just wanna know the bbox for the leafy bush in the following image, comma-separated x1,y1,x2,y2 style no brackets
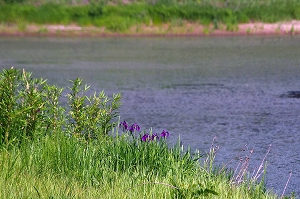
94,15,132,32
31,3,70,24
0,68,121,146
0,68,52,145
2,0,26,4
67,78,121,139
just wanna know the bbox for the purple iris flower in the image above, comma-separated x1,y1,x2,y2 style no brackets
129,123,140,133
150,133,159,141
160,130,170,138
141,133,150,142
120,121,129,131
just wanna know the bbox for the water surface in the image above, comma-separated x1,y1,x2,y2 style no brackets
1,36,300,196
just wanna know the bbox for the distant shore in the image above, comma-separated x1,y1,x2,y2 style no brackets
1,20,300,37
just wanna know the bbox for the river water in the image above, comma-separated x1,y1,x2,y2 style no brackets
1,36,300,196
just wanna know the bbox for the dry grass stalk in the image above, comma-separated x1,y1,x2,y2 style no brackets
250,144,271,183
230,146,254,185
280,171,292,199
204,136,219,167
228,144,271,187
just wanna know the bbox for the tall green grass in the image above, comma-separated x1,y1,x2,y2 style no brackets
0,126,280,198
0,68,288,198
0,0,299,32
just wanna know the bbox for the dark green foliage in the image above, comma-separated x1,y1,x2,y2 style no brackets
240,2,297,22
0,4,27,22
148,5,179,23
88,5,103,18
102,4,148,18
2,0,25,4
173,183,218,199
29,3,70,24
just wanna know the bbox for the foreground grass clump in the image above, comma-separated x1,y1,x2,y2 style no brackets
0,126,280,198
0,68,281,198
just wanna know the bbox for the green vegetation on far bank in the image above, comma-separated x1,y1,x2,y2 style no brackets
0,0,300,33
0,68,295,198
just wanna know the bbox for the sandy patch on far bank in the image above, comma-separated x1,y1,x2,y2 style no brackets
1,20,300,37
238,20,300,35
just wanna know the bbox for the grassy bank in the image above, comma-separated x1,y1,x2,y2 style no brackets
0,0,300,33
0,130,279,198
0,68,293,198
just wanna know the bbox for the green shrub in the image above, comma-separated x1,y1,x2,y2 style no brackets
66,78,121,139
0,4,21,22
0,68,51,145
95,15,132,32
66,5,90,21
103,4,148,17
0,68,121,147
148,5,180,22
105,16,132,32
2,0,25,4
295,7,300,19
32,3,70,24
241,1,298,23
88,4,103,17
